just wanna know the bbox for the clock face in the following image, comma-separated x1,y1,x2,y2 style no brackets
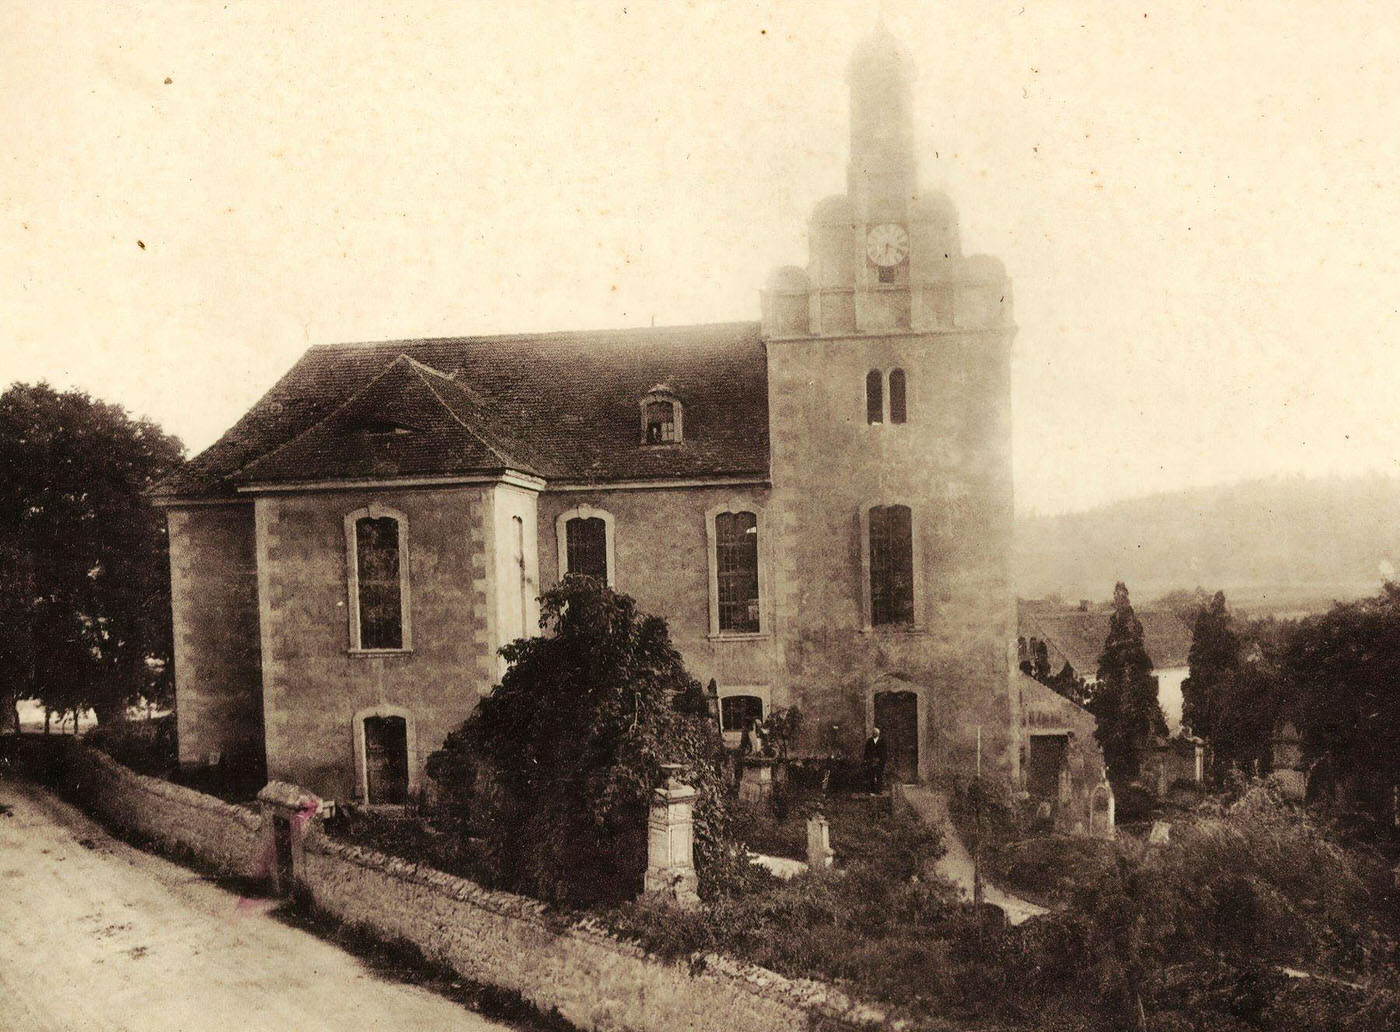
866,222,910,268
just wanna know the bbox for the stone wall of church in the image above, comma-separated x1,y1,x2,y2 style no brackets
766,327,1017,783
537,486,783,714
166,503,265,771
253,485,496,802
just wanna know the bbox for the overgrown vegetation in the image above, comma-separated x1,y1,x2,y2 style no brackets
83,713,176,775
424,577,740,906
1177,583,1400,829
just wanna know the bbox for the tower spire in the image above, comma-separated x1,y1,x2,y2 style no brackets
846,21,917,218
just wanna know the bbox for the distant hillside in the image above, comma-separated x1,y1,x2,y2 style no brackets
1014,476,1400,615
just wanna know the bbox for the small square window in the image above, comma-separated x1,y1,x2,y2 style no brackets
878,265,896,284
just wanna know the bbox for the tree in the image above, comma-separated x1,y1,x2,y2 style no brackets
0,383,184,729
1152,586,1211,627
425,577,739,906
1284,583,1400,819
1180,590,1240,744
1087,582,1167,789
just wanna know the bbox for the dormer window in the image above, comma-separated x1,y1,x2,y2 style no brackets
640,385,683,444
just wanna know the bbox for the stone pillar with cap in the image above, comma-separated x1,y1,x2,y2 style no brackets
643,764,700,908
257,780,326,895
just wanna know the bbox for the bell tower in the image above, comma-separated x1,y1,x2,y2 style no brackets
760,22,1019,788
762,23,1005,339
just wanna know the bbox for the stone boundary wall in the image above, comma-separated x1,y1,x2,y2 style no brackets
298,832,894,1032
2,737,895,1032
5,736,266,880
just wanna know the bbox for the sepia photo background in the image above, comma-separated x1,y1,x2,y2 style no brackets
3,0,1397,517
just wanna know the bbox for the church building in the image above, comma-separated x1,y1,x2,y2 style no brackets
153,25,1019,805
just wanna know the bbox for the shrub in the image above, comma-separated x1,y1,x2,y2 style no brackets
83,714,176,775
426,578,740,907
988,834,1119,905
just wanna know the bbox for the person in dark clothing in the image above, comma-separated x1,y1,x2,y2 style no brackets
863,727,887,794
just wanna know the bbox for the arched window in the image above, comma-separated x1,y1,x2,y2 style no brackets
706,503,766,638
715,511,760,633
888,368,907,424
865,369,883,424
640,385,683,443
345,508,411,651
565,517,608,580
720,694,764,733
555,506,615,586
868,504,914,626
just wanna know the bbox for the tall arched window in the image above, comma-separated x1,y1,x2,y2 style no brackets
869,504,914,626
716,512,760,632
888,368,907,424
346,509,410,651
865,369,883,424
705,501,772,635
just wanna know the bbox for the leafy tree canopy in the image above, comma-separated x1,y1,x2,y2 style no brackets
1088,582,1167,789
0,383,184,730
1284,582,1400,817
426,576,740,906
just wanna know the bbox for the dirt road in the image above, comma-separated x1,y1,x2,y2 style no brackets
0,776,518,1032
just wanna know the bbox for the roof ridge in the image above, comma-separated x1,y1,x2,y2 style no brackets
230,354,425,481
405,360,521,471
306,320,762,352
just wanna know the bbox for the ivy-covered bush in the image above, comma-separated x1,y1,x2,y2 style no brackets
426,577,741,906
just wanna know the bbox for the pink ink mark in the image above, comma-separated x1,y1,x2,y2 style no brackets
235,794,322,912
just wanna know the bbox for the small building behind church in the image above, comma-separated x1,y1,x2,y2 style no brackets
153,26,1022,806
1017,598,1193,729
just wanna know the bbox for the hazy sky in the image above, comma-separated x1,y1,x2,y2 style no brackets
4,1,1398,515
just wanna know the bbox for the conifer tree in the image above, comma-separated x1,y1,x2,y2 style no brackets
1088,582,1167,789
1181,590,1241,744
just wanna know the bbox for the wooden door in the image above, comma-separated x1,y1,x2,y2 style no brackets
1027,734,1068,801
364,715,408,805
873,690,919,784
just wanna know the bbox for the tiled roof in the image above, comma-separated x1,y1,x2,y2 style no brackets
153,322,769,499
1018,603,1194,677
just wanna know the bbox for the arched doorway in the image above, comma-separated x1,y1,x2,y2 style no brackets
362,714,408,805
873,690,919,784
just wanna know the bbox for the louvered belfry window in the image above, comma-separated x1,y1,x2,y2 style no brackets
356,515,403,649
564,516,608,581
716,511,760,633
869,504,914,626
